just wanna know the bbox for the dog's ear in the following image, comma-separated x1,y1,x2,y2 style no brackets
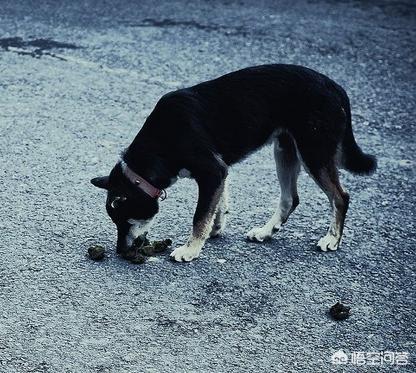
90,176,110,190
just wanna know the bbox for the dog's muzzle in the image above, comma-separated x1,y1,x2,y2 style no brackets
116,221,132,254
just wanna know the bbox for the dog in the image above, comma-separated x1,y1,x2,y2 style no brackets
91,64,376,262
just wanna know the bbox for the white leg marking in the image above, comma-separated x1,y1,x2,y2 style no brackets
171,178,225,262
247,138,299,242
210,178,229,237
246,196,295,241
317,201,342,251
246,217,280,242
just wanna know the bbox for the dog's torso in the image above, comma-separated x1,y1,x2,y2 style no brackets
127,64,348,171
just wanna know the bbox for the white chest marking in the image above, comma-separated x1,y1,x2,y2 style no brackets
126,218,152,246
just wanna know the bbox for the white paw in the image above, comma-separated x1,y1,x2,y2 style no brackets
317,233,340,251
246,226,273,242
170,244,201,262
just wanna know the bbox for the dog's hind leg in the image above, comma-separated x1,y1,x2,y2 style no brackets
289,100,349,250
247,133,300,242
210,177,229,238
305,162,350,251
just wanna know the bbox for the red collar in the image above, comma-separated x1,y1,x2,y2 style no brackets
120,161,166,200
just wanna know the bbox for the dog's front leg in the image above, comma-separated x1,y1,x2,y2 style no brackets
170,168,227,262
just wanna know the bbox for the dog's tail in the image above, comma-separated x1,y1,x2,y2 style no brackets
341,95,377,176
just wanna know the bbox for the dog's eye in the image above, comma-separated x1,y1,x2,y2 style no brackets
110,196,127,209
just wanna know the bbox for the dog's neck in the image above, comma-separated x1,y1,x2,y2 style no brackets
122,145,177,190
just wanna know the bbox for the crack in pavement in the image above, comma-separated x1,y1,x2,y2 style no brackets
0,37,81,59
0,37,80,50
120,17,255,37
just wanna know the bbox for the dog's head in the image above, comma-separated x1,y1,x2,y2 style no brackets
91,163,159,253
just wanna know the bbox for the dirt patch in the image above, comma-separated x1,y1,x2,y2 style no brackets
0,37,80,59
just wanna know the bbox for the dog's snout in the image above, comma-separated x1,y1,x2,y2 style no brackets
115,222,131,253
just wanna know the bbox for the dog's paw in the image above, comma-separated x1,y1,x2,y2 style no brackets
317,233,340,251
246,226,272,242
209,223,224,238
170,244,201,262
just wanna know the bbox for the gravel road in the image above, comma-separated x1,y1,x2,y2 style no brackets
0,1,415,372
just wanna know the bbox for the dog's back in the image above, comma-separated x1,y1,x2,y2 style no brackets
151,64,374,175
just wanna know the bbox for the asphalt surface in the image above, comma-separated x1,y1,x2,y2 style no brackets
1,1,415,372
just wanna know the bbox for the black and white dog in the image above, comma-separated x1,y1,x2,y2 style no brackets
91,64,376,262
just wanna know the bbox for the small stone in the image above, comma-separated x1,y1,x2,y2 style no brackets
329,301,351,320
398,159,413,167
147,257,160,263
88,245,105,261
